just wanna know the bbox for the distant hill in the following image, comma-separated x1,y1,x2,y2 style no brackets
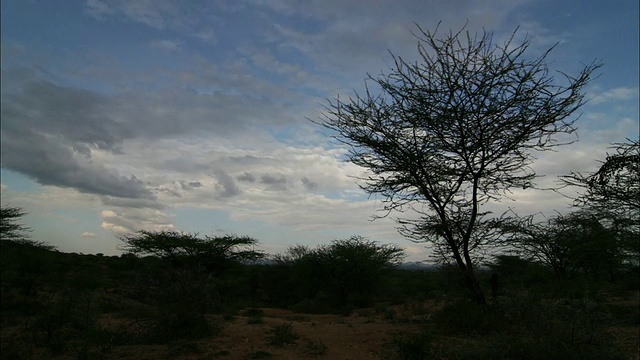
398,261,438,271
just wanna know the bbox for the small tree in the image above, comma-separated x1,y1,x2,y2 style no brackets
324,236,405,305
500,210,622,280
562,139,639,216
1,206,31,241
118,230,264,339
562,140,639,265
318,24,600,304
118,230,263,274
0,206,55,250
0,206,56,304
276,236,404,307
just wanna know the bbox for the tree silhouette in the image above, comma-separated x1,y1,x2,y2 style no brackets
561,139,640,267
318,23,600,304
118,230,263,274
1,206,31,242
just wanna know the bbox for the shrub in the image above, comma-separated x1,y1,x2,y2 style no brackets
245,308,265,324
303,339,328,356
268,323,299,346
433,299,506,335
386,330,432,360
431,292,625,360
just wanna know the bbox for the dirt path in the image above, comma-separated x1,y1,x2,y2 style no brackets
211,307,422,359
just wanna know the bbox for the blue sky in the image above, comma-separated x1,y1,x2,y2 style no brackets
1,0,638,260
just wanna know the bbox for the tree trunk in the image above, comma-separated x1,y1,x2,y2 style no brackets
463,269,487,305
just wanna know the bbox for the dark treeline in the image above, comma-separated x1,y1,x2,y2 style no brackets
1,223,638,359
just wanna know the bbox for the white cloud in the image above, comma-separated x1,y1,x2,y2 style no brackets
591,87,639,105
149,39,181,51
100,208,175,235
82,231,97,237
2,0,636,262
85,0,114,18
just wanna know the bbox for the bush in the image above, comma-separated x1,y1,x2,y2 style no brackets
431,292,625,360
303,339,328,356
385,329,432,360
245,308,265,324
128,267,222,343
434,299,506,335
268,323,299,346
275,237,405,310
435,332,625,360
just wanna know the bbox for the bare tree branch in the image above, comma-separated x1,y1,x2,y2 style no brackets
315,23,601,304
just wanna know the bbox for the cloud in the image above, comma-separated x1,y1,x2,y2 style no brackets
301,177,319,191
149,39,181,51
82,232,97,237
262,0,530,77
260,173,288,190
101,196,166,210
1,80,127,151
85,0,114,18
237,172,256,182
101,208,174,235
0,79,164,205
591,87,639,104
84,0,223,36
86,0,185,29
212,170,241,198
3,0,634,261
0,132,154,200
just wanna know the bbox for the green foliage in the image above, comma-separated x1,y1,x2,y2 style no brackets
563,139,639,215
501,210,628,280
434,299,504,335
1,206,31,242
119,230,264,273
273,236,404,309
18,288,103,357
318,23,600,305
268,323,299,346
245,308,265,324
126,265,221,342
386,329,432,360
561,140,640,270
486,255,552,289
303,338,328,356
1,235,635,359
0,240,62,310
429,292,625,360
435,331,625,360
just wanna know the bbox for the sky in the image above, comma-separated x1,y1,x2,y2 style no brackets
1,0,638,261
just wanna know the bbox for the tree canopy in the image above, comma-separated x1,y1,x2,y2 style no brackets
276,236,405,307
1,206,31,242
318,24,600,304
562,139,639,222
118,230,263,273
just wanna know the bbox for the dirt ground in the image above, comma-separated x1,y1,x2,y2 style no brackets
104,305,429,360
99,295,639,360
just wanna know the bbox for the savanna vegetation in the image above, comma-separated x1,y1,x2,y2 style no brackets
1,199,638,359
1,24,638,359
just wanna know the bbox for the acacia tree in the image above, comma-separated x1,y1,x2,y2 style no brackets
563,139,639,213
0,206,55,250
118,230,263,273
1,206,31,242
275,236,404,307
118,230,264,339
561,139,639,265
318,24,600,304
500,210,621,280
